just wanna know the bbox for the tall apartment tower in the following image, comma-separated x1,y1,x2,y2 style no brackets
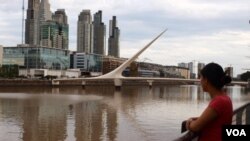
40,21,56,48
38,0,52,45
197,63,205,78
93,10,106,55
108,16,120,57
25,0,40,45
77,10,93,53
53,9,69,50
53,9,68,25
38,0,52,23
40,9,69,49
188,62,195,78
225,66,234,78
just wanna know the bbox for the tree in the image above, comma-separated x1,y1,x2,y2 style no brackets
0,65,19,78
240,71,250,81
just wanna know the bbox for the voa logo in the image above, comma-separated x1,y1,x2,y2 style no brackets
226,129,246,136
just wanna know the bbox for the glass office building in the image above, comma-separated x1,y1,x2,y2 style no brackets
3,46,70,70
70,52,102,72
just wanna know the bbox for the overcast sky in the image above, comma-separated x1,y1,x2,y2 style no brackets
0,0,250,76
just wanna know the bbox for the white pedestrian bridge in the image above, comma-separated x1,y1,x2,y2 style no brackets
53,29,248,88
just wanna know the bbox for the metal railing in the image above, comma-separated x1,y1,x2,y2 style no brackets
232,102,250,125
174,102,250,141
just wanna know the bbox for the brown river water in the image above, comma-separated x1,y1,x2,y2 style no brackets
0,85,249,141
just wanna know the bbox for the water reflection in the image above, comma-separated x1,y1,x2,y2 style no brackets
22,99,68,141
151,85,209,101
0,85,249,141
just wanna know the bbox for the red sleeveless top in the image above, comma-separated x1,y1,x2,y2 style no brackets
198,94,233,141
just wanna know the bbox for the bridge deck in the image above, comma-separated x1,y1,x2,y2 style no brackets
54,77,248,86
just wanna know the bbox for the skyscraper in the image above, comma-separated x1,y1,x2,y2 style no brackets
38,0,52,23
93,11,106,55
40,9,69,49
25,0,40,45
25,0,53,46
77,10,93,53
198,63,205,78
53,9,69,50
40,21,57,48
38,0,52,45
225,66,234,78
53,9,68,25
108,16,120,57
188,62,196,78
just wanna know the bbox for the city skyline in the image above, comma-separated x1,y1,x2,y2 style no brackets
0,0,250,76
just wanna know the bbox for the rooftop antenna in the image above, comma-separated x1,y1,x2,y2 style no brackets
21,0,25,44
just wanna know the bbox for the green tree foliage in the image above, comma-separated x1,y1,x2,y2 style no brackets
0,65,19,78
240,71,250,81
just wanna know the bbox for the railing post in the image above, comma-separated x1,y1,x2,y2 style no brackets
52,80,60,86
82,80,86,89
114,79,122,90
147,80,154,88
246,104,250,124
236,110,243,125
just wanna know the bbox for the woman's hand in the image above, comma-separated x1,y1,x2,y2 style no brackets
186,117,198,130
187,107,218,132
186,118,193,130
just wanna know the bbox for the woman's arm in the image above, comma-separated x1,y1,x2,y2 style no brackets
187,107,217,132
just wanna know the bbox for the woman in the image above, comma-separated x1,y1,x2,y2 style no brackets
186,63,233,141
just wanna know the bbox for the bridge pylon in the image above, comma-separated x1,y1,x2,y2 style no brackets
94,29,167,88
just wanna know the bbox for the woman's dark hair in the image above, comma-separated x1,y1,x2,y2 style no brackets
200,63,232,90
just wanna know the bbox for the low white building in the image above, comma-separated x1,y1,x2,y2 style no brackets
19,69,80,78
63,69,81,78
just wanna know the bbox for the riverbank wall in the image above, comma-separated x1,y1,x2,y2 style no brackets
0,79,194,86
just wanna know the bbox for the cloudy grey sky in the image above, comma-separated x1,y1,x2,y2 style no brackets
0,0,250,76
